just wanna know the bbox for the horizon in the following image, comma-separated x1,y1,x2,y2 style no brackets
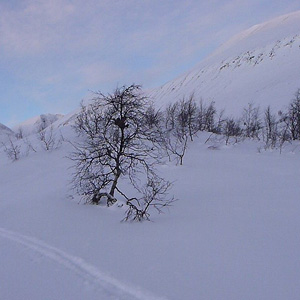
1,0,300,128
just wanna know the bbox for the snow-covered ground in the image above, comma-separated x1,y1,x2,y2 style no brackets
1,131,300,300
2,9,300,300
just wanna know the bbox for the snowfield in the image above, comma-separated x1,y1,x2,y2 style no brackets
1,9,300,300
1,132,300,300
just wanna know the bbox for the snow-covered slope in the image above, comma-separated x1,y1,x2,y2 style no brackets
14,113,64,137
1,131,300,300
150,10,300,115
0,122,15,143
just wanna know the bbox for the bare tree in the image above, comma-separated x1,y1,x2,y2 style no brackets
222,117,242,145
287,89,300,140
277,110,292,153
197,99,206,131
214,109,226,134
2,136,21,162
203,101,217,132
24,137,37,154
70,84,173,221
182,95,198,141
162,98,219,164
197,100,217,132
162,100,190,165
165,102,178,131
263,106,278,149
144,104,163,129
15,126,24,140
122,175,173,222
162,128,189,166
36,125,61,151
241,103,262,139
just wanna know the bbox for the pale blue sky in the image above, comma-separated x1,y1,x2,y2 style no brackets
1,0,300,127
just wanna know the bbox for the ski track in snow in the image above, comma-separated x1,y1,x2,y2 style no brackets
0,227,166,300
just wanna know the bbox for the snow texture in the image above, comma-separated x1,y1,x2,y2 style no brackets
149,10,300,115
0,122,15,143
13,114,64,137
0,228,164,300
1,129,300,299
1,11,300,300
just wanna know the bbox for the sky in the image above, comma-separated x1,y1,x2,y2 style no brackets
1,0,300,127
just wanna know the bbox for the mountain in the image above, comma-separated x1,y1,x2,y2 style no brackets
23,12,300,131
149,10,300,115
0,122,15,143
13,113,64,137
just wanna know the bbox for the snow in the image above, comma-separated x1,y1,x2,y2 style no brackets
1,10,300,300
1,129,300,299
149,10,300,116
0,122,15,143
211,10,300,60
0,228,163,300
13,114,64,137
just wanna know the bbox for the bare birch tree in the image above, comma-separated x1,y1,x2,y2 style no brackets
70,84,173,221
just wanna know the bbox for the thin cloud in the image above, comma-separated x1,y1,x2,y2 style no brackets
0,0,76,55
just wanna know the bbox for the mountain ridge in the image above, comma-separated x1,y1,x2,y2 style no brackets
0,122,15,143
11,10,300,129
149,10,300,115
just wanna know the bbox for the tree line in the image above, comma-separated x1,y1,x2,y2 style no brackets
70,85,300,221
2,84,300,221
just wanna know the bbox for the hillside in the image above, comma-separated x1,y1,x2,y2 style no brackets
13,114,64,137
149,10,300,115
0,122,15,143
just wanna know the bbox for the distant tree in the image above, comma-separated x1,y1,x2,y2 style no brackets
70,84,173,221
15,126,24,140
182,95,198,141
241,103,262,139
162,100,190,165
222,117,242,144
165,102,177,131
203,101,217,132
162,127,189,166
277,110,292,153
263,106,278,149
36,125,61,151
197,99,206,131
197,100,217,133
214,109,226,134
143,104,163,129
1,136,21,162
287,89,300,140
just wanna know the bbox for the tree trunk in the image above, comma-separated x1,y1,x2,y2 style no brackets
109,169,121,197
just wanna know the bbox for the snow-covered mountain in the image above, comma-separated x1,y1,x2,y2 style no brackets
13,113,64,137
0,122,15,143
150,10,300,115
19,11,300,132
